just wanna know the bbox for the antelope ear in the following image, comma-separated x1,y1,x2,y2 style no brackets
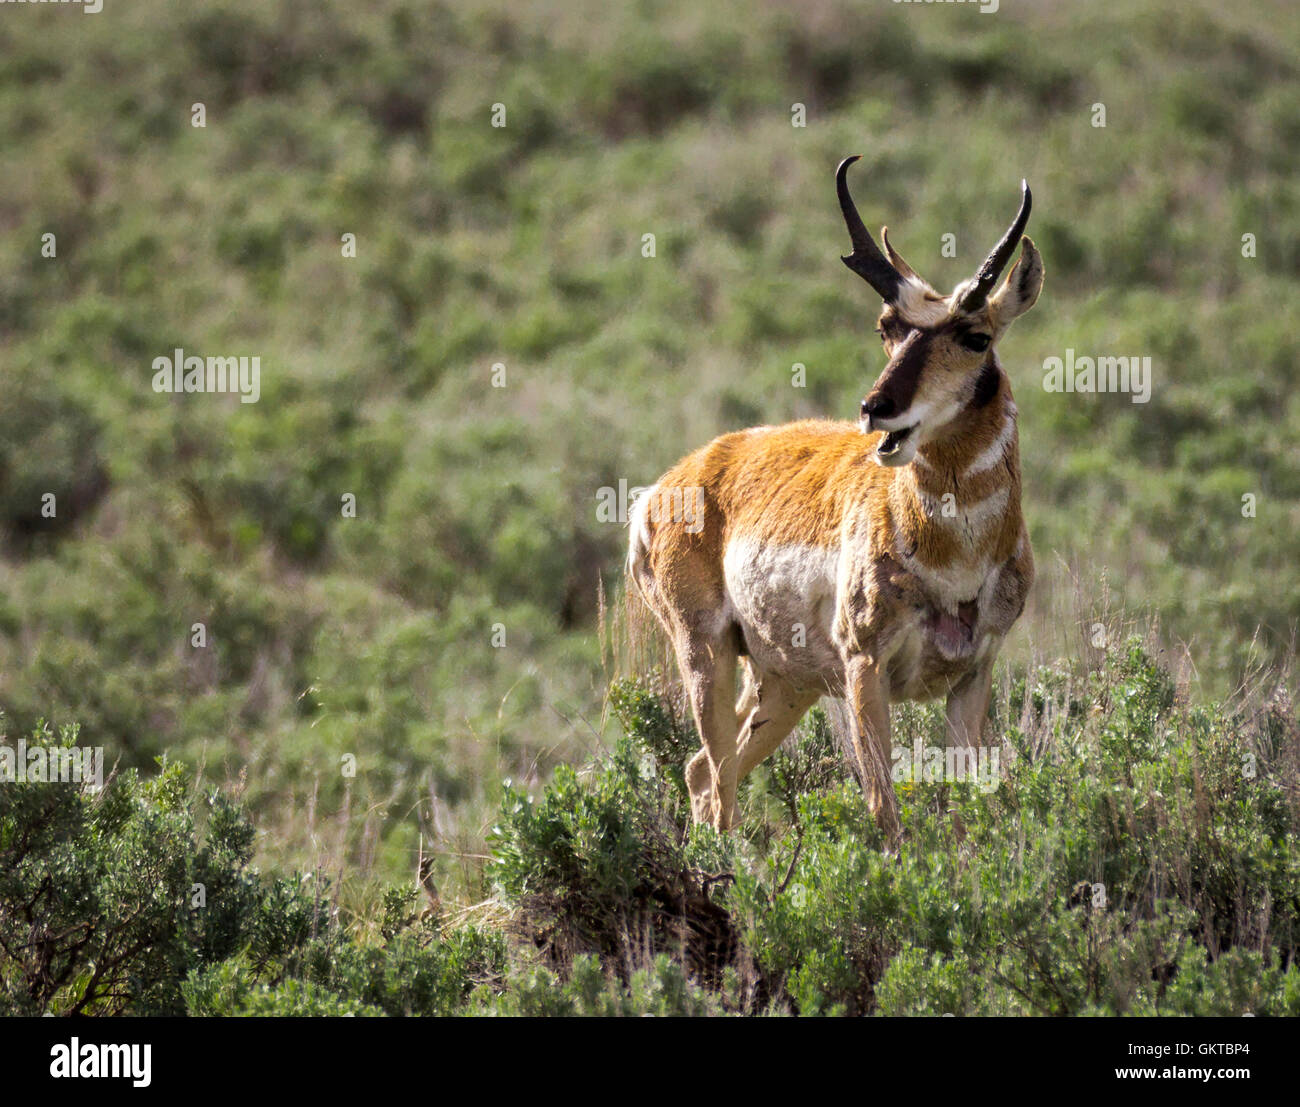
987,236,1043,327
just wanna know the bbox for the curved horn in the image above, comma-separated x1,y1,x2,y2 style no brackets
836,155,903,302
958,179,1032,313
880,226,919,281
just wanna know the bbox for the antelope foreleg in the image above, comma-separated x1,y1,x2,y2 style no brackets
846,656,901,841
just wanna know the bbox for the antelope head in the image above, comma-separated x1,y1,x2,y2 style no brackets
837,155,1044,467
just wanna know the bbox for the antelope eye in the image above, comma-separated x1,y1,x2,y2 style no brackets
961,332,991,352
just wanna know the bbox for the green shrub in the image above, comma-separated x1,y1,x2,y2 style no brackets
725,642,1300,1015
0,725,504,1016
182,958,384,1017
489,709,741,988
4,640,1297,1016
481,953,726,1017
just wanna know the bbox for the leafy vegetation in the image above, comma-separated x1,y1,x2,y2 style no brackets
0,726,505,1015
3,643,1297,1015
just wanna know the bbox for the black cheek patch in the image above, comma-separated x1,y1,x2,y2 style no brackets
880,332,930,411
970,361,1000,408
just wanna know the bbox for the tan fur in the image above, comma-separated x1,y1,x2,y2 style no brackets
629,216,1044,840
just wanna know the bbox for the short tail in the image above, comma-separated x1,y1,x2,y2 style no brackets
620,483,677,684
625,482,657,602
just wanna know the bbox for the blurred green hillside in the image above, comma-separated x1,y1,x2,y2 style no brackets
0,0,1297,892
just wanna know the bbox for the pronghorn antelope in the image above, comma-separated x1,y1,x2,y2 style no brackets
627,156,1043,838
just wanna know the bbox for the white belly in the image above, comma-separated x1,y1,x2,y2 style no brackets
722,539,841,685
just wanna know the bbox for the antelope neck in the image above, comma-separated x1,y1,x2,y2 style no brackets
890,375,1023,568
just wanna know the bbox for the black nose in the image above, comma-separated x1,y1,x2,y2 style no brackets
861,396,896,421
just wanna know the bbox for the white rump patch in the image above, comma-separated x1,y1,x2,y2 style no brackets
626,483,657,582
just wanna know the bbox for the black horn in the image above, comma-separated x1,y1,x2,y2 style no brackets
836,155,903,302
958,180,1032,313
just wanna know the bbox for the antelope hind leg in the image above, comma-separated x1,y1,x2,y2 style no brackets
675,631,743,830
685,658,759,825
686,668,817,828
736,672,819,778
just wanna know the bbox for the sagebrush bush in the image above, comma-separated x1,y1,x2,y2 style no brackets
725,643,1300,1015
3,642,1297,1015
478,644,1299,1015
478,954,727,1017
0,724,503,1016
490,683,743,993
